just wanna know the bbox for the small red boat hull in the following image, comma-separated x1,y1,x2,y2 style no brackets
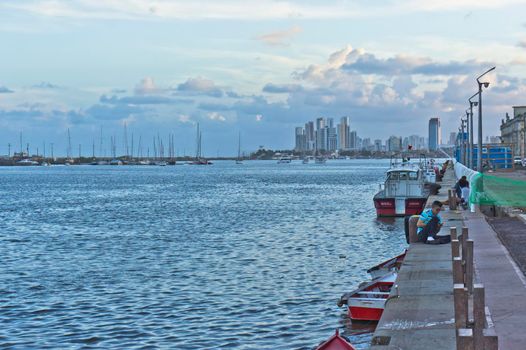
348,306,384,321
316,329,356,350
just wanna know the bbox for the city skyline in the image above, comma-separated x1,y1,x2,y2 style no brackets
2,1,526,155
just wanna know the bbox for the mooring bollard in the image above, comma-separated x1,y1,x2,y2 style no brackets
483,328,498,350
461,227,469,262
453,257,463,284
457,328,474,350
473,284,485,350
466,240,474,294
454,284,468,329
451,239,460,259
408,215,419,243
450,226,458,240
449,189,458,210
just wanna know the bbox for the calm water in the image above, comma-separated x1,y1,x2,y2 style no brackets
0,160,407,349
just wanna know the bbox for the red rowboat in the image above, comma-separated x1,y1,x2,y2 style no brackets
316,329,356,350
339,273,396,321
366,251,406,279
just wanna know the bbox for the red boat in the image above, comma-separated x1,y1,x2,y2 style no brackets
366,251,406,279
339,273,396,321
374,164,428,217
316,329,356,350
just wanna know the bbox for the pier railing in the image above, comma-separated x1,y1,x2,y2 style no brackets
450,227,498,350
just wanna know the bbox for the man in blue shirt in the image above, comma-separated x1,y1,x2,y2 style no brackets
417,201,444,243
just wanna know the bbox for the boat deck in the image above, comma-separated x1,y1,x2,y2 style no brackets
371,169,460,349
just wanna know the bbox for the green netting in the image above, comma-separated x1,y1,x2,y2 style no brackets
470,173,526,207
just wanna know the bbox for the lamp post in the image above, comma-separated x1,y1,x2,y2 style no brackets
465,109,470,166
461,118,467,164
476,66,496,172
468,92,479,169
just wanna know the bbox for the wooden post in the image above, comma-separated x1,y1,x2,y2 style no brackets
457,328,474,350
473,284,485,350
454,284,468,329
408,215,419,243
449,189,457,210
461,227,469,261
466,240,474,294
483,328,498,350
450,226,458,240
451,239,460,259
453,257,463,284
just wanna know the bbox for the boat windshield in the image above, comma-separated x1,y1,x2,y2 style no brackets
387,170,419,181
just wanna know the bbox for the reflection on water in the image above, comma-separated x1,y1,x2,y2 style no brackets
0,160,407,349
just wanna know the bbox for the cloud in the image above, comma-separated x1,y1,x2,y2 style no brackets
256,26,302,46
32,81,59,89
85,103,145,120
135,77,159,95
100,94,193,105
342,51,487,76
176,77,223,97
262,83,303,93
0,86,14,93
518,40,526,49
198,102,231,111
207,112,226,122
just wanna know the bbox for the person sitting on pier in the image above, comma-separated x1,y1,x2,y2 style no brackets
417,201,446,244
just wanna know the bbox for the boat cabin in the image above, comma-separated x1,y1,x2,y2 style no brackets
384,167,424,198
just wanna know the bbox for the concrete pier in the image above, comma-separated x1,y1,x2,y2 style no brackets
371,165,526,349
371,169,460,349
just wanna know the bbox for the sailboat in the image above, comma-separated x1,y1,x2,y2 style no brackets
236,132,243,164
192,123,212,165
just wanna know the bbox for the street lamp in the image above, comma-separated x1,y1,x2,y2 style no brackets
465,108,470,166
461,117,467,165
476,66,496,172
468,92,479,169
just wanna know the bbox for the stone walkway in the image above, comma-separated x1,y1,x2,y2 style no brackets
463,210,526,350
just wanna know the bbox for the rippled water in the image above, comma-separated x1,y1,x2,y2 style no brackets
0,160,407,349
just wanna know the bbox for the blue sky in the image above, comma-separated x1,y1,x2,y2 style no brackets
1,0,526,156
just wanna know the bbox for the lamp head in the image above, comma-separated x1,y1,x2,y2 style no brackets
473,102,478,107
483,82,490,88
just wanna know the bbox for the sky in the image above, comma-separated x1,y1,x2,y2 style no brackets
1,0,526,157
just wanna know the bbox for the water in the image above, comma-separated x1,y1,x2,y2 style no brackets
0,160,407,349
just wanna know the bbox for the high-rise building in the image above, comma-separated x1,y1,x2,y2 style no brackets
362,138,371,150
428,117,441,151
388,136,402,152
374,139,382,152
304,121,315,151
349,131,358,150
315,117,326,151
337,116,350,150
326,118,337,151
295,127,307,151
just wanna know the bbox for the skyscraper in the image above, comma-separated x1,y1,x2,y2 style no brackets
338,116,350,150
315,117,326,151
295,127,306,151
326,118,337,151
304,121,315,151
349,131,358,150
428,117,441,151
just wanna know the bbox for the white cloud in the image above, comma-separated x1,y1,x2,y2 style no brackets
207,112,226,122
135,77,158,95
256,26,302,46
